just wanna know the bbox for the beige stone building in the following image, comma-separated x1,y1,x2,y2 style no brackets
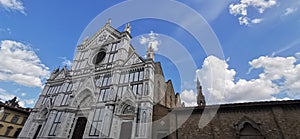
0,98,31,139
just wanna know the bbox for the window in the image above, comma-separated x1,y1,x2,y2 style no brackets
89,106,113,137
49,111,63,136
102,75,111,87
11,115,20,124
5,126,13,136
93,50,106,65
21,117,27,125
107,53,115,63
89,108,102,136
47,85,62,95
98,89,111,102
66,83,73,92
60,94,69,106
111,43,118,52
95,74,111,88
117,86,127,98
1,112,9,121
131,84,143,95
119,70,144,84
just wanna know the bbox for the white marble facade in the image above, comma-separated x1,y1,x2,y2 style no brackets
18,21,155,139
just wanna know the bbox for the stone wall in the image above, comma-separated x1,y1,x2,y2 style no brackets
153,100,300,139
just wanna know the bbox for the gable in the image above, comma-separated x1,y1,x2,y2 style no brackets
123,52,145,66
85,25,121,49
52,68,68,80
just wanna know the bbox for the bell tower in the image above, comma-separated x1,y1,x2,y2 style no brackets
197,78,206,106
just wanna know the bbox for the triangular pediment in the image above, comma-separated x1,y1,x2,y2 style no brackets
121,85,136,102
79,77,96,92
123,52,145,66
52,67,69,80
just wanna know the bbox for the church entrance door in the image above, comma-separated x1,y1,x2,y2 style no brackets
72,117,87,139
120,122,133,139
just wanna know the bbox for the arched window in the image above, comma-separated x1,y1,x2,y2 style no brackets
5,126,13,136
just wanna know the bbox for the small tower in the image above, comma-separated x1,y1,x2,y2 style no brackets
197,78,206,106
146,43,154,60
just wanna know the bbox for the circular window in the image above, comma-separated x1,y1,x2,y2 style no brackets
93,49,106,65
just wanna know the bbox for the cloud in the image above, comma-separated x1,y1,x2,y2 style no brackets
251,18,263,24
21,92,26,96
0,88,34,107
180,89,197,107
250,56,300,98
229,0,277,25
284,7,297,16
19,99,34,107
195,55,300,105
0,88,15,102
0,28,11,35
139,31,161,51
58,57,72,68
0,40,50,87
295,52,300,59
0,0,26,14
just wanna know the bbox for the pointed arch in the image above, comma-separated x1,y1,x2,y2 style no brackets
234,116,267,139
71,88,96,108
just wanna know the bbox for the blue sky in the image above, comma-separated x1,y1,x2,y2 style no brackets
0,0,300,107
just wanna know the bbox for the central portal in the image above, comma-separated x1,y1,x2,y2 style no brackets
120,122,133,139
72,117,87,139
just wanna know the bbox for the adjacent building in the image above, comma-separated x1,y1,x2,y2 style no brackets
0,98,31,138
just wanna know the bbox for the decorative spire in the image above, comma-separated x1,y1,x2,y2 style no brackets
106,18,112,25
146,43,154,60
124,23,131,34
197,78,206,106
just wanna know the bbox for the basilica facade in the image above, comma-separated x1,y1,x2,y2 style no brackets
18,20,182,139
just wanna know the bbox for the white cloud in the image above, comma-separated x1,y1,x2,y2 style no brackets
251,18,263,24
0,40,50,87
229,0,277,25
180,89,197,107
21,92,26,96
0,88,34,107
284,7,297,16
249,56,296,80
139,31,161,51
250,56,300,98
0,88,15,102
0,0,25,14
195,55,299,104
59,57,72,68
19,99,34,107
